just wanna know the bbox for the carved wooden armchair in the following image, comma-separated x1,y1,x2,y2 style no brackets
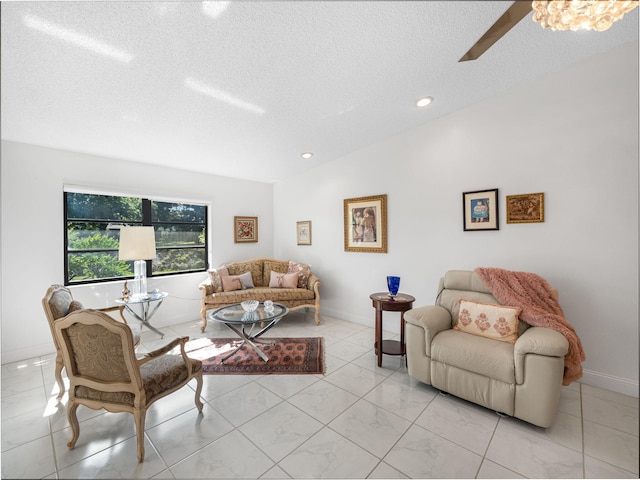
42,284,137,401
54,309,204,462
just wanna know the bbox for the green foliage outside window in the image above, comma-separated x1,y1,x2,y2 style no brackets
65,192,207,285
67,193,142,221
67,230,131,282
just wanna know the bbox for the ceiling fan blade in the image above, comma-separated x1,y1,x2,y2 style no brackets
459,1,533,62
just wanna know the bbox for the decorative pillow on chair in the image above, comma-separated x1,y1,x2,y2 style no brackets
269,271,299,288
221,275,243,292
454,299,521,344
68,300,84,313
207,267,229,293
288,261,312,288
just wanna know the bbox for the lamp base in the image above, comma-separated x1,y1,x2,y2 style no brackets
131,259,148,298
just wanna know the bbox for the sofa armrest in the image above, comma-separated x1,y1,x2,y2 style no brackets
514,327,569,384
97,305,127,324
139,336,186,364
198,277,214,296
405,305,452,357
307,273,320,292
515,327,569,357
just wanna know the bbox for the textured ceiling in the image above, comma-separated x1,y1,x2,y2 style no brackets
2,1,638,183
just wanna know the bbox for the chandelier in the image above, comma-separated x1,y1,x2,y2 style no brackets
532,0,639,31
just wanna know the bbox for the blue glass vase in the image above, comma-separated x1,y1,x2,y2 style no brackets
387,276,400,298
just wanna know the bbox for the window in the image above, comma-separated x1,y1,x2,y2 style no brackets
151,200,208,276
64,191,208,285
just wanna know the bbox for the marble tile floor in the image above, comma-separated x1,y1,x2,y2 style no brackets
1,311,638,479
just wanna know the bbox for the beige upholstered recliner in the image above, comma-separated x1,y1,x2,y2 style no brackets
42,284,138,401
405,270,569,428
54,309,204,462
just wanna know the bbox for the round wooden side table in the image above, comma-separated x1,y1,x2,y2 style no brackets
370,292,415,367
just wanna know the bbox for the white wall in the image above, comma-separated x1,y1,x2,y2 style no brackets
1,141,274,363
2,42,637,397
273,42,639,397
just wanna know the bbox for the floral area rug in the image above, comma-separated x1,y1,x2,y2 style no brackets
184,337,325,375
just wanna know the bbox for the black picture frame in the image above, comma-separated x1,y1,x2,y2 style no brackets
463,189,499,231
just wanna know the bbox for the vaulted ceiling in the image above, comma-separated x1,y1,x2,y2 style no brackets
2,1,638,182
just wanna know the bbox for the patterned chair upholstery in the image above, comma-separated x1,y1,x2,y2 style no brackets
42,284,138,401
54,309,204,462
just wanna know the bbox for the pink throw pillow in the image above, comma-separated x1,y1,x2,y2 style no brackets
269,271,298,288
221,275,243,292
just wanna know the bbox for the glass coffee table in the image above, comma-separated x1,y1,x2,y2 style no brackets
207,302,289,362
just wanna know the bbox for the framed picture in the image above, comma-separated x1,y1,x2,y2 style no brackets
234,216,258,243
463,188,499,231
296,221,312,245
506,192,545,224
344,194,388,253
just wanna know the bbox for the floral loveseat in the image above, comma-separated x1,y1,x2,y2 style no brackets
198,258,320,332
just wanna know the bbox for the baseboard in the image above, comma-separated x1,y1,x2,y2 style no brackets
580,369,638,398
320,307,372,329
2,342,56,365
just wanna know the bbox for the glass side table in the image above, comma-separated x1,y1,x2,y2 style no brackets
115,291,168,338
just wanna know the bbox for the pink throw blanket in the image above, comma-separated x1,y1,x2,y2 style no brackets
475,267,585,385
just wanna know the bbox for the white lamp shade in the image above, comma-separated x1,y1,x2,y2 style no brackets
118,226,157,261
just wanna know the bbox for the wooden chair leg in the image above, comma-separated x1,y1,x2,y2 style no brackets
55,352,65,401
200,308,208,333
194,373,204,411
133,408,147,463
66,401,80,449
118,306,127,324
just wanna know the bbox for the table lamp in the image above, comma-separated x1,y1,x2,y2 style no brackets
118,226,156,297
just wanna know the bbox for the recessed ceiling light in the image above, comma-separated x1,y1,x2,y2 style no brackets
301,152,313,159
416,96,433,108
202,1,230,19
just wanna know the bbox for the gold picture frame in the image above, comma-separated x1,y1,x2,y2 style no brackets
344,194,387,253
506,192,545,224
296,221,312,245
234,216,258,243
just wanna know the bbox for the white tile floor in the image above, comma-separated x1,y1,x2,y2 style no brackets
1,311,638,479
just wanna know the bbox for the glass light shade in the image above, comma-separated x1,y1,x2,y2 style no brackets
387,276,401,298
532,0,638,32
